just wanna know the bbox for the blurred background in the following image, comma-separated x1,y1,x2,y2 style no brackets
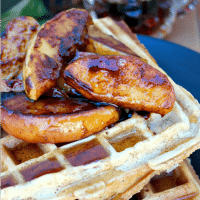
2,0,200,52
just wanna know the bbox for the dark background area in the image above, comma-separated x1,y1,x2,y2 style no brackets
2,0,21,14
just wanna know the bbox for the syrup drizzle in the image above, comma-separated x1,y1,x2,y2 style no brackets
110,134,146,152
1,175,16,189
6,144,44,165
64,139,109,166
20,157,64,182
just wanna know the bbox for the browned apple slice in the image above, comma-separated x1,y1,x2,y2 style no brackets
23,8,93,101
1,92,119,143
63,55,175,115
1,79,24,92
1,16,40,80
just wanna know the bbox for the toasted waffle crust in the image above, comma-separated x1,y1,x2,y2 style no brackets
1,17,200,200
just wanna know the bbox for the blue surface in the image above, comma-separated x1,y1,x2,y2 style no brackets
138,35,200,177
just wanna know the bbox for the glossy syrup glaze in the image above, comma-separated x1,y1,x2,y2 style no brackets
1,175,17,189
110,135,146,152
63,139,109,166
20,157,64,182
4,143,45,165
1,92,100,115
64,55,175,115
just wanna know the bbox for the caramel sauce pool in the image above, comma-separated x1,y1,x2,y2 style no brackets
1,175,17,189
20,157,64,182
63,139,109,166
111,135,146,152
5,144,44,165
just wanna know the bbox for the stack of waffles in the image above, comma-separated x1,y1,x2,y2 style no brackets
1,16,200,200
121,159,200,200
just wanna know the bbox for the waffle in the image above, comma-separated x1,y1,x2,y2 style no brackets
1,17,200,199
135,159,200,200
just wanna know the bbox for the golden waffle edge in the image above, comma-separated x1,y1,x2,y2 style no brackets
1,17,200,200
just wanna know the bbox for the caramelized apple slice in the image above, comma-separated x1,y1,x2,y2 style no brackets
1,16,40,80
23,9,93,101
1,92,119,143
1,79,24,92
63,55,175,115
